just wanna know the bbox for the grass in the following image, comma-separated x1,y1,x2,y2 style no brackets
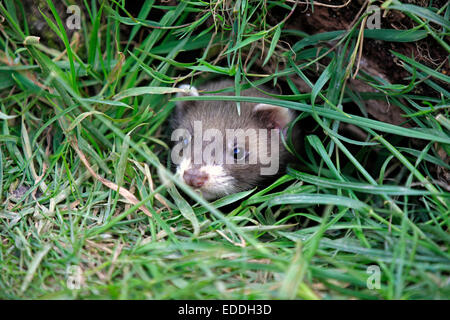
0,0,449,299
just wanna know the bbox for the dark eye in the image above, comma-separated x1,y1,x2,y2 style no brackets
233,147,246,160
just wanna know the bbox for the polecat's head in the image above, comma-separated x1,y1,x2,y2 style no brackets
170,83,294,200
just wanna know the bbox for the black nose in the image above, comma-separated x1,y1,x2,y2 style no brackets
183,169,209,188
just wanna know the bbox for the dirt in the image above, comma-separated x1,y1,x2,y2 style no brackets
275,1,449,185
17,0,81,48
282,1,449,123
14,1,449,184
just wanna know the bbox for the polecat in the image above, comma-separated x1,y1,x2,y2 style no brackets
170,80,296,200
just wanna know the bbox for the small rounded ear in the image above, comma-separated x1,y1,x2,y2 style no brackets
177,84,199,97
253,103,293,130
175,84,199,114
176,84,199,108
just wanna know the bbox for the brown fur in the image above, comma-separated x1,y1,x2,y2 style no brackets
170,80,297,199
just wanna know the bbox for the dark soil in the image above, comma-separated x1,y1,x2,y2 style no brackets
284,1,449,91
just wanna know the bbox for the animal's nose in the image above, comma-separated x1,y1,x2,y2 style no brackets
183,169,209,188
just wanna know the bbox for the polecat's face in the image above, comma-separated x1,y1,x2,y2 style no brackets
170,83,294,200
